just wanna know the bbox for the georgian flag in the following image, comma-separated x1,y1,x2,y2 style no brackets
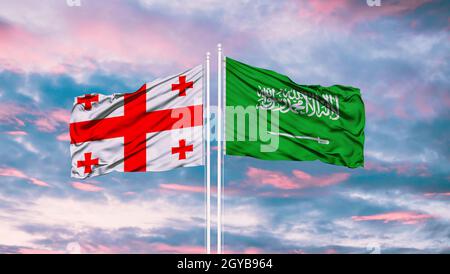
70,65,204,179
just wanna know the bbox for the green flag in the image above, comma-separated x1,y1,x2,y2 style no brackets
225,57,365,168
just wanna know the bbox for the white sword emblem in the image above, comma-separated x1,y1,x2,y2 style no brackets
268,131,330,145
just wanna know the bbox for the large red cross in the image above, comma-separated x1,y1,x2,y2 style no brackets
171,76,193,97
77,94,99,110
77,152,99,174
171,139,193,160
70,84,203,172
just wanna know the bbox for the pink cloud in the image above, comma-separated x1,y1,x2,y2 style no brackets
294,170,350,187
18,248,64,254
0,19,74,74
20,241,263,254
365,161,431,177
324,248,338,254
414,94,436,119
0,167,27,178
29,178,51,187
34,109,70,132
72,182,103,192
352,211,434,225
159,183,204,193
424,192,450,198
75,242,204,254
4,130,27,136
242,247,264,254
0,2,222,76
246,167,298,190
298,0,432,27
444,93,450,108
364,161,391,173
56,132,71,142
364,101,387,120
79,242,206,254
246,167,350,190
50,242,132,254
0,103,70,133
0,166,50,187
291,170,312,180
80,244,125,254
34,118,55,132
0,103,27,127
393,104,410,120
150,243,205,254
222,246,266,254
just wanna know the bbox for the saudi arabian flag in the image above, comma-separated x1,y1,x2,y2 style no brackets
225,57,365,168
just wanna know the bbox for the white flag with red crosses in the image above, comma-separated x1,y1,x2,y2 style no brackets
70,65,204,179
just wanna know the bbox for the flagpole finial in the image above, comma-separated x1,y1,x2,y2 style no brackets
217,43,222,51
206,52,210,60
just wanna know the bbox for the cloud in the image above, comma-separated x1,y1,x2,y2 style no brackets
0,166,49,187
221,246,264,254
76,235,263,254
424,192,450,198
0,193,202,234
56,132,70,142
297,0,433,27
34,109,70,133
159,183,204,193
0,191,269,252
344,190,450,221
28,178,50,187
364,161,431,177
3,130,27,136
246,167,299,190
265,206,448,252
0,0,223,78
352,211,434,225
364,148,440,166
223,203,267,232
0,102,69,134
64,242,205,254
18,248,64,254
10,135,40,154
71,182,104,192
0,103,27,126
245,167,350,190
147,243,205,254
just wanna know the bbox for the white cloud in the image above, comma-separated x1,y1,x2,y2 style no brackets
343,190,450,221
222,200,267,234
0,192,203,248
0,192,270,250
138,0,250,15
12,136,40,154
365,148,439,164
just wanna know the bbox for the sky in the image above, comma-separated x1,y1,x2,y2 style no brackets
0,0,449,254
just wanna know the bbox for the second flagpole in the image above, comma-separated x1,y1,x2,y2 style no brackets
217,43,223,254
205,52,211,254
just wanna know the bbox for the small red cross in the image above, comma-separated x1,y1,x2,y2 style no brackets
171,76,193,97
77,94,99,110
171,139,193,160
77,152,99,174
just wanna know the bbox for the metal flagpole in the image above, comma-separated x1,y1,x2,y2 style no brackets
217,43,223,254
205,52,211,254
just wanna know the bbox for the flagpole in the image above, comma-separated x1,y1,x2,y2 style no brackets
222,51,227,255
205,52,211,254
217,43,223,254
